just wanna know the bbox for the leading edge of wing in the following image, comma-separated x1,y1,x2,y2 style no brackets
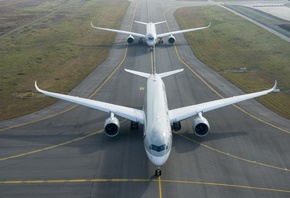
169,81,277,123
35,82,144,124
157,23,211,38
91,23,145,38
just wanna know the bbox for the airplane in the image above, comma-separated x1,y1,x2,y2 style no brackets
35,47,277,176
91,21,211,47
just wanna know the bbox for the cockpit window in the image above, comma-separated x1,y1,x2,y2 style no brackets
149,144,166,152
147,34,154,41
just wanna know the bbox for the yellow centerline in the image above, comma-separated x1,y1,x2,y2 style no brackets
158,176,163,198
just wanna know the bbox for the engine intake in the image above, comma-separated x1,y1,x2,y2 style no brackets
168,35,176,44
104,114,120,137
127,35,134,44
193,113,210,137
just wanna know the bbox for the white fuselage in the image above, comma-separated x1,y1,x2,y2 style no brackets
145,22,158,47
143,74,172,166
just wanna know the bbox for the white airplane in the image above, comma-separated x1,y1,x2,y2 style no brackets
35,48,276,176
91,21,211,47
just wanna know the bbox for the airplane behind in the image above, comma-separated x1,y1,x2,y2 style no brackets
35,47,276,176
91,21,211,47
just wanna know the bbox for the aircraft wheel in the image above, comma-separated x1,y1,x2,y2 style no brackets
155,168,161,176
130,121,139,129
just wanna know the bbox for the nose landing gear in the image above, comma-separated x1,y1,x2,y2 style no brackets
155,167,161,176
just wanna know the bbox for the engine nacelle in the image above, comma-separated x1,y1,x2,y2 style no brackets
168,35,176,44
104,115,120,137
127,35,134,44
193,115,210,137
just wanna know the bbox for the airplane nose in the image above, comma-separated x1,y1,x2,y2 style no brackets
147,41,155,47
151,155,167,166
145,149,170,166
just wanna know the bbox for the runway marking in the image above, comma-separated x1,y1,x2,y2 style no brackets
175,132,290,172
1,178,290,194
158,176,163,198
0,129,104,162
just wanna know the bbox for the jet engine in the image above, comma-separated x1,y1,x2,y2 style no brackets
127,35,134,44
168,35,176,44
193,113,210,137
104,114,120,137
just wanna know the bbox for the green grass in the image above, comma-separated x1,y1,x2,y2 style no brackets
174,6,290,119
0,0,129,120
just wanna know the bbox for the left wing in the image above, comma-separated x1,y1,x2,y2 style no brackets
169,81,277,123
35,82,144,124
91,23,145,38
157,23,211,38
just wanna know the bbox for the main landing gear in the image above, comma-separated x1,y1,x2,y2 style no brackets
130,121,139,130
155,167,161,176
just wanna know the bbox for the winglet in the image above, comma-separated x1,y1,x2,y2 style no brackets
272,80,277,91
91,22,97,29
35,81,41,92
35,81,48,94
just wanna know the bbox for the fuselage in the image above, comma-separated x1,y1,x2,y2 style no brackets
143,74,172,166
145,22,157,47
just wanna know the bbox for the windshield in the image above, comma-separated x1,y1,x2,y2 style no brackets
149,144,167,152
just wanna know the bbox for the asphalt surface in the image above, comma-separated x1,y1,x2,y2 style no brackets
1,0,290,197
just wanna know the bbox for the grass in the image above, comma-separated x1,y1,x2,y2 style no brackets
0,0,129,120
174,6,290,119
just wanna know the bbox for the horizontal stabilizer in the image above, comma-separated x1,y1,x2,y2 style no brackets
134,21,166,25
125,68,184,79
124,69,150,78
135,21,148,25
154,21,166,25
159,69,184,78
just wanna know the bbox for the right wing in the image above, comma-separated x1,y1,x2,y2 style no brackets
157,23,211,38
169,81,277,123
91,23,145,38
35,82,144,124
